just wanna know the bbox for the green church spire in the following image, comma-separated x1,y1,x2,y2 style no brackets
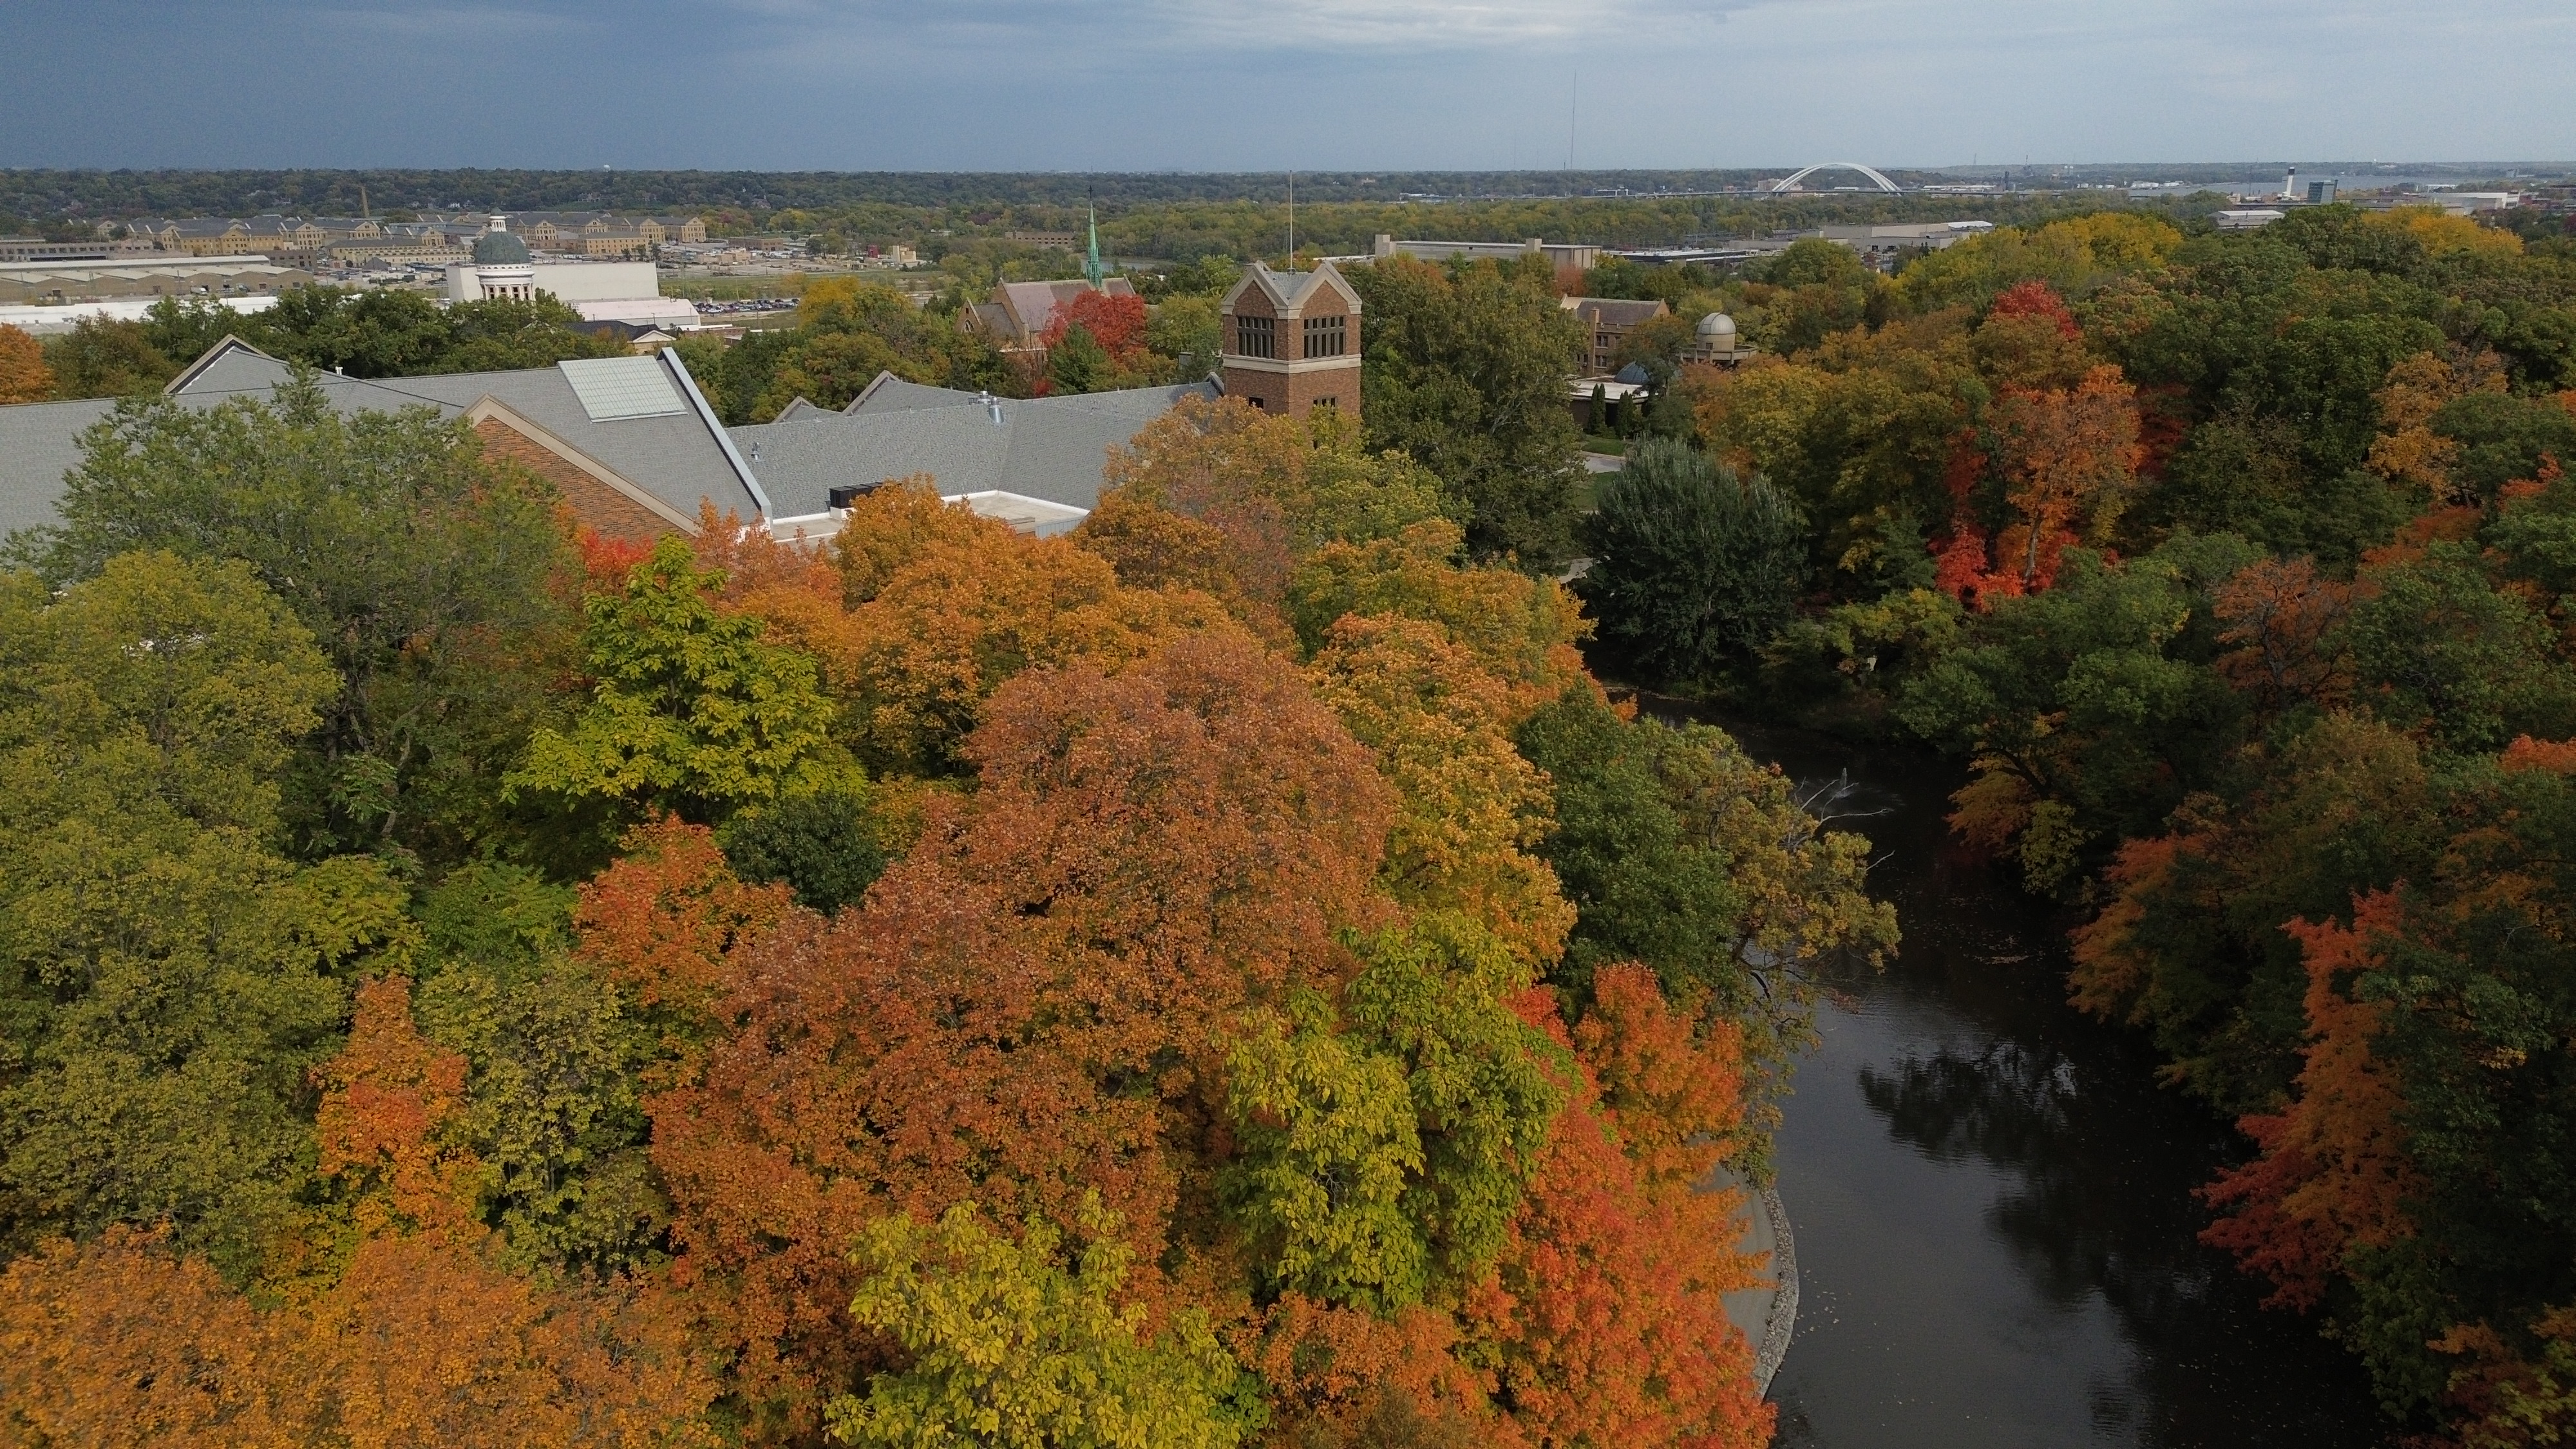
1085,207,1103,288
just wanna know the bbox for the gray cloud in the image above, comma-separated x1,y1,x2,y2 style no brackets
0,0,2568,169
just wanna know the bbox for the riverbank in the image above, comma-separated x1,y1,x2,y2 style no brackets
1716,1173,1800,1396
1650,700,2393,1447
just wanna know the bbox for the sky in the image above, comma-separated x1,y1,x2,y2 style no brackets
3,0,2571,171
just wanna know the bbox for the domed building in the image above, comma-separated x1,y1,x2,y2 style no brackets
1682,311,1754,365
466,216,536,301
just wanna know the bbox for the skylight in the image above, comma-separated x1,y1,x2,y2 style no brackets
559,355,685,421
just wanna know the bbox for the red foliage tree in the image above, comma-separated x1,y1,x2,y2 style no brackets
1989,279,2081,339
1041,289,1151,367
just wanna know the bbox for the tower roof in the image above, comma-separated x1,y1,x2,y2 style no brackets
1220,260,1362,316
472,216,531,265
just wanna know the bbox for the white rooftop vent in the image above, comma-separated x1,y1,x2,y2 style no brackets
559,355,685,421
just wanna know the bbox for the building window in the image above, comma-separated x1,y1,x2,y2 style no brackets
1236,314,1276,359
1313,397,1338,410
1302,314,1346,359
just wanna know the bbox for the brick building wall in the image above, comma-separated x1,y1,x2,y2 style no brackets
1219,269,1361,423
473,418,682,545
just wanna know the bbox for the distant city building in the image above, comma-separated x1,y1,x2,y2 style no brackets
0,254,311,306
2420,191,2523,214
2215,209,2287,231
1361,234,1603,270
1005,231,1082,249
1814,221,1993,268
1567,312,1752,431
444,217,692,328
0,236,162,264
1680,311,1754,366
1218,260,1363,422
1562,296,1667,375
323,236,469,267
458,216,538,301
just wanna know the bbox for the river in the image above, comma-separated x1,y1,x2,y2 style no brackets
1667,709,2394,1449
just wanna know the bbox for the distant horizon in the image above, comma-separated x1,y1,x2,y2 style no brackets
4,163,2571,178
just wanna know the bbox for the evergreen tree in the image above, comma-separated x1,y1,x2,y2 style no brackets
1575,439,1808,687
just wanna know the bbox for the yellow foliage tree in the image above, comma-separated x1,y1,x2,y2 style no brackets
1307,613,1574,965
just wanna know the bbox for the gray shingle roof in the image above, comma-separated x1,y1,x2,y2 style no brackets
178,348,762,523
0,397,117,540
735,374,1220,520
0,341,761,542
844,374,985,415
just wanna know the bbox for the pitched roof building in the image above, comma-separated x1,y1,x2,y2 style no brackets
0,339,764,547
732,369,1220,539
1562,296,1668,375
961,277,1139,351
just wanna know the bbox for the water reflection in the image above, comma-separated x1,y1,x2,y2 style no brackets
1638,705,2390,1449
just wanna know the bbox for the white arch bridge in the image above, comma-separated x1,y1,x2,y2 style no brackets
1768,162,1902,194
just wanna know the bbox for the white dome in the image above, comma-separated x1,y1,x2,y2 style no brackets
1697,312,1738,339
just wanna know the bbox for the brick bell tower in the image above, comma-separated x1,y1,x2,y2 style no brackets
1217,260,1361,424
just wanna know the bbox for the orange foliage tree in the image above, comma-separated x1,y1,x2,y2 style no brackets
1466,972,1772,1449
2201,891,2427,1310
0,323,52,404
1987,363,2145,589
643,632,1396,1439
0,973,719,1448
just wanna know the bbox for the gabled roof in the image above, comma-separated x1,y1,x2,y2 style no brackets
1564,297,1669,327
0,341,764,542
732,377,1221,527
1221,260,1363,316
845,370,985,415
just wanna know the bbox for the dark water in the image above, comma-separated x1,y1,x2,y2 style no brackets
1669,710,2393,1449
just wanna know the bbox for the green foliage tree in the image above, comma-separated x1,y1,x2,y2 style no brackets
40,318,174,399
1516,688,1897,1144
0,552,405,1277
828,1203,1249,1449
1897,538,2255,895
715,788,887,914
139,296,242,369
1347,255,1587,566
1576,439,1808,687
1045,323,1115,396
1341,912,1563,1282
2343,544,2576,752
17,378,581,862
510,535,847,827
407,860,671,1276
1225,990,1430,1312
1146,294,1224,378
187,285,624,379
